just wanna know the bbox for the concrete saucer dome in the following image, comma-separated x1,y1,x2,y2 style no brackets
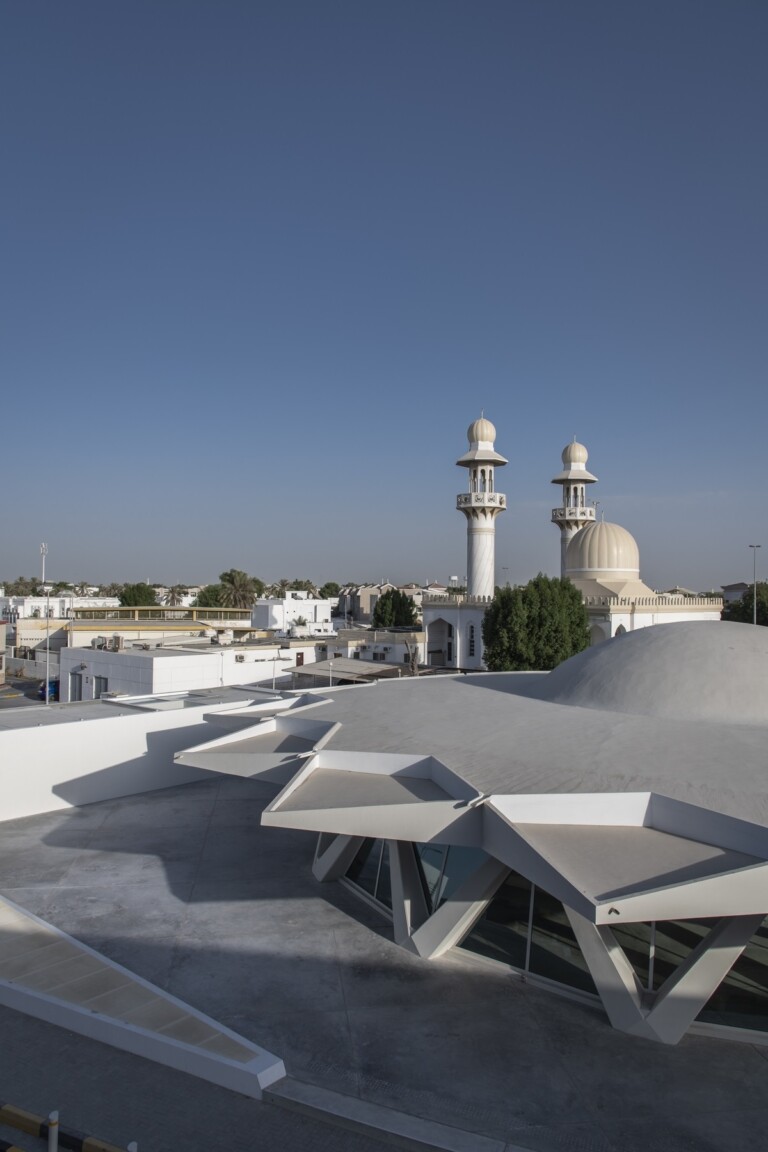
565,519,640,579
526,620,768,725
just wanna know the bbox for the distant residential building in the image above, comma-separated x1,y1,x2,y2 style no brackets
11,605,261,659
328,628,424,669
59,638,327,702
335,583,396,626
721,582,750,605
252,590,335,636
0,595,120,622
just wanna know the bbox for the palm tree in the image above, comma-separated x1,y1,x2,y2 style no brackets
98,582,124,597
218,569,257,609
164,585,188,606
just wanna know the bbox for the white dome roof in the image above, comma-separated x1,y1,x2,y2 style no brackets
565,521,639,577
562,440,589,467
467,416,496,444
523,622,768,726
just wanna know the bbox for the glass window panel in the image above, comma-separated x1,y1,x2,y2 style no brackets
375,843,392,909
609,922,652,989
346,838,382,898
528,887,597,995
435,846,490,908
698,918,768,1031
650,919,715,991
415,844,447,913
460,871,530,970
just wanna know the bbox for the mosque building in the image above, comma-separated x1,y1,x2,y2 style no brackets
422,415,507,671
551,440,722,643
424,421,722,669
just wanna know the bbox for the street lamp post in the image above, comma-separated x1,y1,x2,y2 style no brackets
749,544,761,626
40,543,51,705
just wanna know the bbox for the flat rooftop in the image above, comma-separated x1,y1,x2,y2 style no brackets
0,777,766,1152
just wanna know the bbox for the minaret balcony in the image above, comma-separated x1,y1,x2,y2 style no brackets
457,492,506,511
551,506,596,525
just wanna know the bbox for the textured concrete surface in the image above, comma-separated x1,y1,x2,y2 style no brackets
0,777,767,1151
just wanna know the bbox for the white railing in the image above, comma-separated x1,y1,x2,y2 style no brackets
551,506,596,521
583,596,723,607
457,492,506,508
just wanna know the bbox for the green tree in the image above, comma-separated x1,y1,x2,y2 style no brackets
288,578,318,594
722,583,768,626
219,569,260,609
119,582,158,607
266,578,291,598
319,582,341,599
3,576,40,596
163,585,188,606
192,584,224,608
481,574,589,671
98,582,124,597
371,588,418,629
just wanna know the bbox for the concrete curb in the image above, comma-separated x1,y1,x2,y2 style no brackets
265,1077,535,1152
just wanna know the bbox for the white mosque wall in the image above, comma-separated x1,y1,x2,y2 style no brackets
423,602,487,671
588,605,723,643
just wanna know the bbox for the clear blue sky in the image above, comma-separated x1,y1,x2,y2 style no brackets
2,1,766,591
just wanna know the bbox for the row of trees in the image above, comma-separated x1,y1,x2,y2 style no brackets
2,574,343,608
722,583,768,627
191,574,342,610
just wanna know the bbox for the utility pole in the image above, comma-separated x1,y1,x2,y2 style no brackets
749,544,761,625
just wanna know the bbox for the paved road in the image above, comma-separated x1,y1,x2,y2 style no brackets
0,677,43,707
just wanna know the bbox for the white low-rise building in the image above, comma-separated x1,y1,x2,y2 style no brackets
1,595,121,622
58,640,327,702
252,590,335,635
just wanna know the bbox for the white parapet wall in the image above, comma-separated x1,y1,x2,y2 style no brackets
0,700,252,823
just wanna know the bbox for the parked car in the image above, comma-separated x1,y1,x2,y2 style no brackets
37,678,60,702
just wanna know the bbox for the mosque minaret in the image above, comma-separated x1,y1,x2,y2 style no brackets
456,416,507,599
550,439,598,578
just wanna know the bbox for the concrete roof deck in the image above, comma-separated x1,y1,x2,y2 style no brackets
299,672,768,827
513,823,763,900
0,778,766,1152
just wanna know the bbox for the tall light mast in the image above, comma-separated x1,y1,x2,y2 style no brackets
551,440,598,578
456,417,507,599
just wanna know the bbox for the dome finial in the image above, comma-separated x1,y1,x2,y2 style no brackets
466,414,496,445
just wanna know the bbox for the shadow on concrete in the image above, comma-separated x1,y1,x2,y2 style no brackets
0,780,762,1152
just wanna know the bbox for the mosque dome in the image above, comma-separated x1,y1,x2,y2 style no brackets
521,621,768,726
467,417,496,445
562,440,589,467
565,521,640,578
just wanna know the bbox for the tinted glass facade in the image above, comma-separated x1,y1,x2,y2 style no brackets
344,840,768,1036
